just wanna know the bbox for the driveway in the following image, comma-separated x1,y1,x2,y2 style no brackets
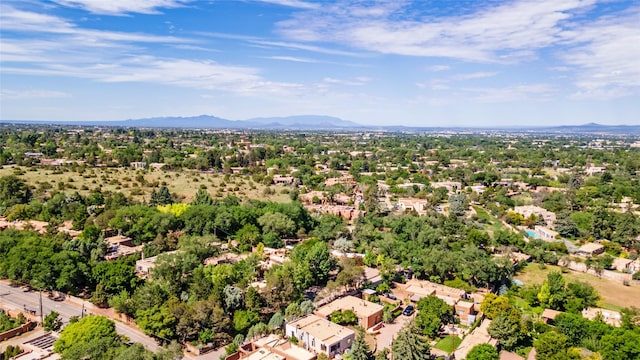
374,312,415,353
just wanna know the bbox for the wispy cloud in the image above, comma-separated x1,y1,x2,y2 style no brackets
0,3,300,97
250,40,364,57
1,89,72,100
254,0,319,10
4,56,302,95
426,65,450,72
323,77,371,86
0,4,191,45
261,55,319,63
560,7,640,98
452,72,498,81
50,0,192,15
275,0,596,62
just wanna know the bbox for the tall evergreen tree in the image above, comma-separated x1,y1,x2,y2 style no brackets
348,328,371,360
191,187,214,206
392,322,430,360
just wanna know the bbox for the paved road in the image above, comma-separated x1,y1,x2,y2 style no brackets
0,281,159,352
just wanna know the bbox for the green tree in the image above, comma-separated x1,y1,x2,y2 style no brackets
53,315,119,357
235,223,261,251
223,285,244,313
466,343,499,360
150,186,173,206
487,308,523,351
44,311,63,332
191,188,214,206
258,212,296,238
392,322,430,360
0,175,32,209
449,194,468,216
375,348,390,360
416,295,453,324
233,310,259,333
533,331,580,360
348,328,371,360
136,302,177,339
600,329,640,360
480,293,512,319
268,312,285,330
554,313,589,345
537,271,566,310
414,312,441,338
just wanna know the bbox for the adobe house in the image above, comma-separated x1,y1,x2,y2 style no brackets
285,315,355,357
314,295,383,330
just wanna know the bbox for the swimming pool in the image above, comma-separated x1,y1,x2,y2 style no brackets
525,230,539,238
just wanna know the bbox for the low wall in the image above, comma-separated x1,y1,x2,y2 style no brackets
0,321,35,341
560,260,633,282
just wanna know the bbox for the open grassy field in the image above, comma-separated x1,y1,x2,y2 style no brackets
0,165,292,203
434,335,462,353
514,263,639,311
472,205,511,236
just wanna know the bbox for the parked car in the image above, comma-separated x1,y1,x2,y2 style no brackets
403,305,415,316
385,292,397,300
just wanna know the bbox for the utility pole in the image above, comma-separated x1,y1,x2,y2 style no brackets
39,289,43,324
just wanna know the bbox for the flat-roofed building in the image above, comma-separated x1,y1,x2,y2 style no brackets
404,279,466,303
513,205,556,226
251,335,315,360
244,349,284,360
541,309,563,324
285,315,354,357
455,301,477,325
135,250,179,277
314,295,384,330
612,258,633,273
582,307,621,327
577,242,605,256
104,234,143,261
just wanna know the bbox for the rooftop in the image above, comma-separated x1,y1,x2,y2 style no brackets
578,242,605,253
244,348,284,360
541,309,563,320
288,315,355,345
104,234,132,244
315,295,384,318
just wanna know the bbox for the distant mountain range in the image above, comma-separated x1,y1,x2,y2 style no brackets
2,116,639,134
1,115,362,130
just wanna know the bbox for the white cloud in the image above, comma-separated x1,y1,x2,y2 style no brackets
254,0,319,10
322,77,371,86
0,4,191,46
560,7,640,98
51,0,192,15
452,72,498,81
1,89,72,100
262,55,319,63
3,55,303,96
426,65,450,72
0,4,302,97
275,0,597,62
250,40,363,57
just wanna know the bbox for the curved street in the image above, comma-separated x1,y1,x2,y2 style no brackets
0,281,159,352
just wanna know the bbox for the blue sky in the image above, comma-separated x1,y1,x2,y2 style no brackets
1,0,638,126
